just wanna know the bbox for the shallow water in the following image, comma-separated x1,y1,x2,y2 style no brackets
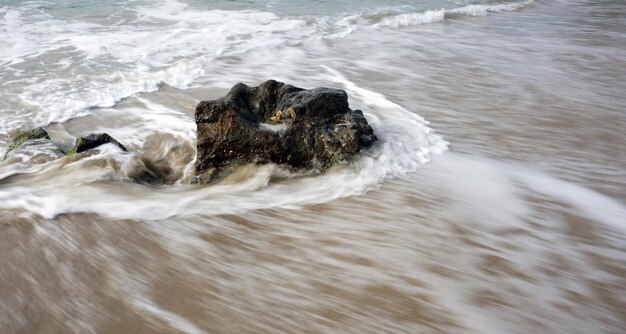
1,0,625,333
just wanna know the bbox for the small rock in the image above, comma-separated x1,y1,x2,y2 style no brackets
3,127,63,162
67,133,128,156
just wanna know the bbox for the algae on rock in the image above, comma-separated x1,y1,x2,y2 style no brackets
3,127,53,161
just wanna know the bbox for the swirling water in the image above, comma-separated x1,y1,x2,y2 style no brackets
0,0,625,333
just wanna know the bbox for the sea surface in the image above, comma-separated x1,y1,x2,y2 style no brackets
1,0,625,333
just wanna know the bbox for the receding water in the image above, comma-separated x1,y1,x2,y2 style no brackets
0,0,625,333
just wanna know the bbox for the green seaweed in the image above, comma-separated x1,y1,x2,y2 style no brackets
3,128,50,161
66,138,84,157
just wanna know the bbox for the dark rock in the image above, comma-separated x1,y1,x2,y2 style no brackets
67,133,128,156
3,127,63,161
194,80,377,181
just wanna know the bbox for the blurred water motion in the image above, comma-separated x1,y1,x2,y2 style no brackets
0,0,625,333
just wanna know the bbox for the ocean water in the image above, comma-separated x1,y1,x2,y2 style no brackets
1,0,625,333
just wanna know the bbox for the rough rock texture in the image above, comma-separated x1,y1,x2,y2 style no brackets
3,127,62,161
67,133,128,156
194,80,377,181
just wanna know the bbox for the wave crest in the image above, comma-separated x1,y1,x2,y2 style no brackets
377,1,534,28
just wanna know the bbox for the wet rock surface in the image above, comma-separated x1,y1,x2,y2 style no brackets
67,133,128,156
3,130,129,164
194,80,377,182
3,127,63,162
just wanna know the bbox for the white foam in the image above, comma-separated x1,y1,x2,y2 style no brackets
449,1,534,17
377,1,534,28
0,67,448,220
378,9,445,28
0,0,536,136
20,57,208,129
259,122,288,134
519,170,626,232
0,9,35,66
0,1,313,134
420,153,531,229
0,0,546,220
131,297,205,334
94,96,197,148
421,153,626,233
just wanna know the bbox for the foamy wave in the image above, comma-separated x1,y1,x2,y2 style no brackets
0,0,313,134
449,1,534,16
0,0,536,135
19,57,208,129
377,1,534,28
0,67,448,220
378,9,445,28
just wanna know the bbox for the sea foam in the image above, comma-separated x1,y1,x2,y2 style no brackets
378,0,534,28
0,67,448,220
